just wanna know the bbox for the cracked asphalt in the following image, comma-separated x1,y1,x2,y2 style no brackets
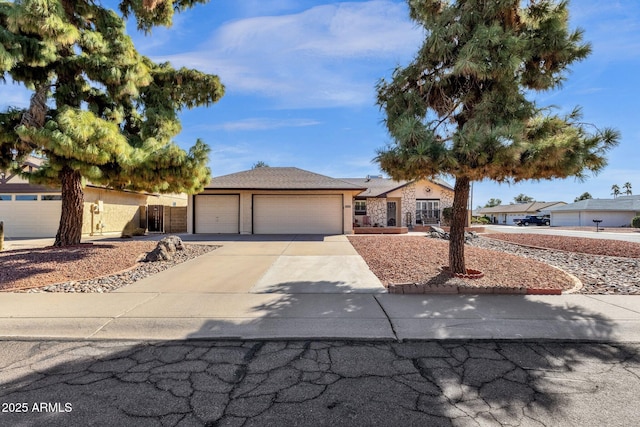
1,340,639,426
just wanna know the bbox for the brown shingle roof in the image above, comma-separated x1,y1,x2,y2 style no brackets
340,177,409,197
205,167,366,190
340,176,454,198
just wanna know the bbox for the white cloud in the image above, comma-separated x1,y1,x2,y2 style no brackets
155,1,423,108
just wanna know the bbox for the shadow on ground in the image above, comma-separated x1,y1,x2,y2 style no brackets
1,250,638,424
0,337,638,425
0,244,117,290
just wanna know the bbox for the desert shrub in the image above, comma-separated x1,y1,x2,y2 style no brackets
632,216,640,228
440,207,453,226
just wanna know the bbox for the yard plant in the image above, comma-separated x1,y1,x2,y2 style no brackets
376,0,619,274
0,0,223,246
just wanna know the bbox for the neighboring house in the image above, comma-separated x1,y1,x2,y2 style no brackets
0,156,187,238
478,201,566,225
548,195,640,227
188,167,454,234
340,175,454,228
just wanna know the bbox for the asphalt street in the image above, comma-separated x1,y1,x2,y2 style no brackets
1,340,638,426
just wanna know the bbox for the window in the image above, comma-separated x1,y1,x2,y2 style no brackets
0,195,11,201
15,195,37,201
354,200,367,215
416,200,440,223
41,195,62,201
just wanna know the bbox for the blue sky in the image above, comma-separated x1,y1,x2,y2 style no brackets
2,0,639,207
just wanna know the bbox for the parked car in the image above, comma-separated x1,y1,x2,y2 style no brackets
516,215,550,226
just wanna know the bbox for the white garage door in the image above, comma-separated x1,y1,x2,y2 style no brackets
253,195,343,234
0,194,61,238
195,195,239,233
551,212,579,227
587,211,635,227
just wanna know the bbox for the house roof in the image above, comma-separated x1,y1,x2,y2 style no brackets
478,201,565,215
205,167,366,191
339,176,454,198
0,155,158,196
548,196,640,212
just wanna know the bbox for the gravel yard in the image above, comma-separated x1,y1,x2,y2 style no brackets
348,236,575,292
349,234,640,294
2,233,638,295
483,233,640,258
0,241,219,293
471,236,640,295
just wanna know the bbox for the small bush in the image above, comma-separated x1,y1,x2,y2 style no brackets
632,216,640,228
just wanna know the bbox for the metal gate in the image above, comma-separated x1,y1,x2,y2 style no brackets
147,205,164,232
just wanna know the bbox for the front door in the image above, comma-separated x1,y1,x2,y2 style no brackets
387,201,397,226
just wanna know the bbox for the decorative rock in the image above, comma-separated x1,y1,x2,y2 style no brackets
428,227,478,243
143,235,185,262
429,226,446,234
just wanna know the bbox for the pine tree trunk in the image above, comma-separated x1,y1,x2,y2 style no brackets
54,166,84,247
449,176,471,274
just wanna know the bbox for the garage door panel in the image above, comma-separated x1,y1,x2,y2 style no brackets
0,199,61,238
254,195,342,234
195,195,239,233
551,212,579,227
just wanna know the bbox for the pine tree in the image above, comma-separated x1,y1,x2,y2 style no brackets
376,0,619,274
574,192,592,202
0,0,224,246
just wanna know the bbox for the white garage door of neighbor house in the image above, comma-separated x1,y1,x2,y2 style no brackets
253,195,343,234
551,212,579,227
0,195,62,238
195,195,239,233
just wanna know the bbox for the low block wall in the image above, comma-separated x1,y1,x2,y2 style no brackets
353,227,408,234
387,283,562,295
413,225,485,233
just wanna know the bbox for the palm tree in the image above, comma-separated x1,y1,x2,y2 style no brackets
611,184,621,198
623,182,632,196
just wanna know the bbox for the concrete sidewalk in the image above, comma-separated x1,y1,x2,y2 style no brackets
0,293,638,341
1,233,639,342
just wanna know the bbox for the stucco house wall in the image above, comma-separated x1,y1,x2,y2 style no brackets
82,187,147,236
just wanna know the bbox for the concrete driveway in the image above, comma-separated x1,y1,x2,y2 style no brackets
116,234,385,294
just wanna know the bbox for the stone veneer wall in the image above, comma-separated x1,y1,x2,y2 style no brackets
400,183,416,227
440,188,454,209
366,198,386,227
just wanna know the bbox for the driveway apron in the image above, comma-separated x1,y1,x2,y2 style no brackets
100,235,392,339
116,234,385,294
